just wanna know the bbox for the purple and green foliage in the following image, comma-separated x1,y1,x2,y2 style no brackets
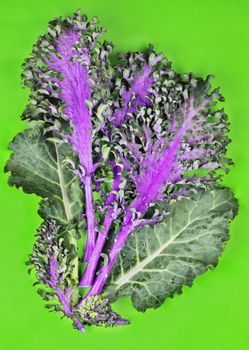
5,11,238,333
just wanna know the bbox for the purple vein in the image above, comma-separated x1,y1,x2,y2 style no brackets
47,30,95,261
114,64,154,127
48,255,85,333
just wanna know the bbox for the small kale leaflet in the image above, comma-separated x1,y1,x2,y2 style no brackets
5,11,238,333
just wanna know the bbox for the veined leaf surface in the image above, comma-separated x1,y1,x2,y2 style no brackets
105,189,238,311
5,127,83,224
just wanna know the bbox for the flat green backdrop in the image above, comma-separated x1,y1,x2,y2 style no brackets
0,0,249,349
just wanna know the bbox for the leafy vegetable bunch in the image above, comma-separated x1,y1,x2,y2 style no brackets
5,11,238,333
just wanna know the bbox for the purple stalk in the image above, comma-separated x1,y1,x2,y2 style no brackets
79,207,117,287
80,164,122,286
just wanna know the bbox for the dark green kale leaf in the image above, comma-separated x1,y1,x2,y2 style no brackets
105,189,238,311
5,126,83,224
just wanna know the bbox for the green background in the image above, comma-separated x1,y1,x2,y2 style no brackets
0,0,248,349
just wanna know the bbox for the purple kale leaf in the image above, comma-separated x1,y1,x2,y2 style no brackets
80,55,231,294
22,12,114,262
27,220,86,332
5,11,237,333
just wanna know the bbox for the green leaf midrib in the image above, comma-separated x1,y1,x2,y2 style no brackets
54,143,73,222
